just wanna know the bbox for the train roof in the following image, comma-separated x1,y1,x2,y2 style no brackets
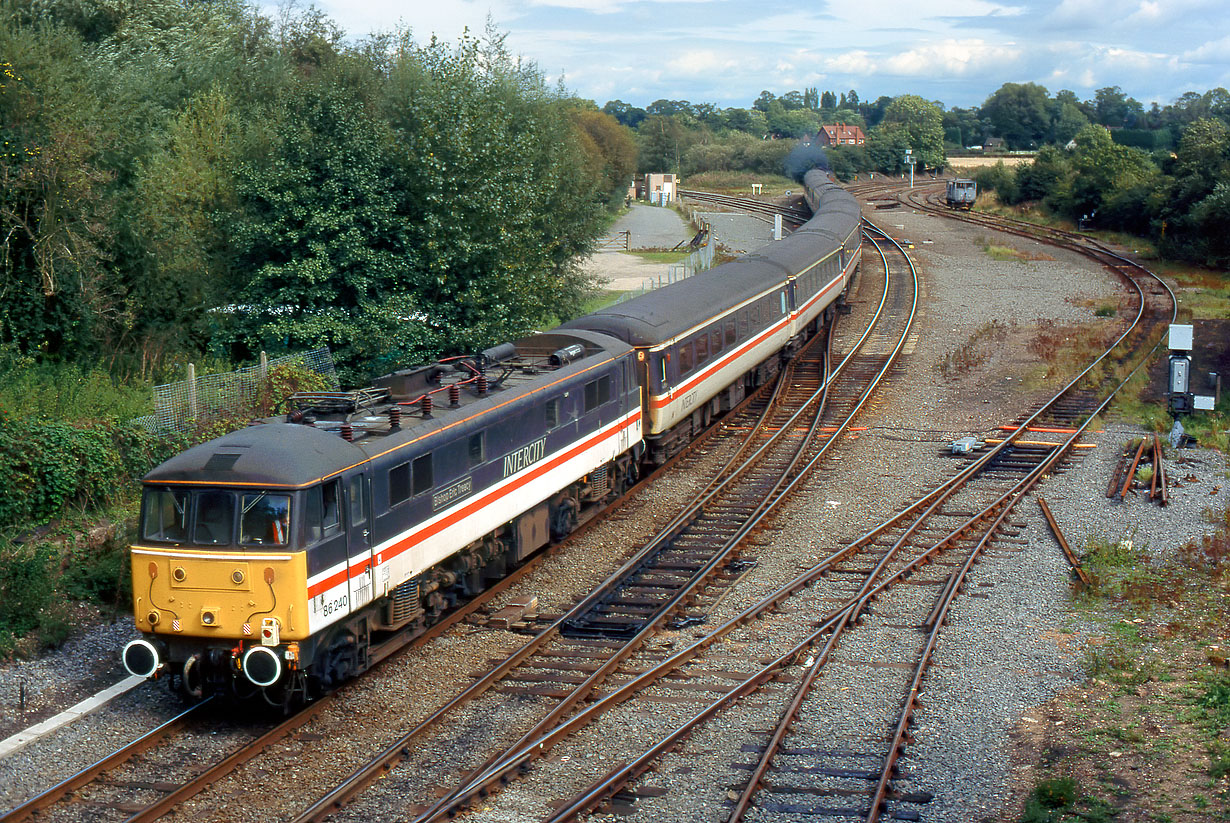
567,178,860,348
563,256,789,346
144,423,367,488
144,328,632,489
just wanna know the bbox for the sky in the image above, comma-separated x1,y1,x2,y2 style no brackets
277,0,1230,111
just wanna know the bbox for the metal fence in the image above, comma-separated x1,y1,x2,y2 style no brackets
614,232,716,303
134,348,339,433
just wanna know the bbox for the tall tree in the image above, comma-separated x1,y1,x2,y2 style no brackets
878,94,945,169
980,82,1051,149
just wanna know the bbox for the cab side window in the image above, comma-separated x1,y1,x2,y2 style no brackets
304,479,343,545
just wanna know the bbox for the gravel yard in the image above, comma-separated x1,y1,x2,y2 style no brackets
0,197,1225,823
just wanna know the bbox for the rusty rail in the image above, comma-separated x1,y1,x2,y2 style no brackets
1038,497,1091,585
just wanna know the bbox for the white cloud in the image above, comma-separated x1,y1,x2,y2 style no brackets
882,40,1024,77
666,50,742,77
1185,34,1230,62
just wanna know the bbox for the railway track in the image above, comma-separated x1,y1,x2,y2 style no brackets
534,201,1176,822
1,213,900,823
0,538,567,823
678,189,812,227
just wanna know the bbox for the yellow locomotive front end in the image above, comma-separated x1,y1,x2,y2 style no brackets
124,485,311,694
122,422,372,700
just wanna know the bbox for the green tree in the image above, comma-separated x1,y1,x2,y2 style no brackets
637,114,692,173
571,108,637,206
981,82,1051,149
602,99,646,129
878,94,945,169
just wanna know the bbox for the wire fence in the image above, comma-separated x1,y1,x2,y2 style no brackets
614,230,716,303
133,348,339,433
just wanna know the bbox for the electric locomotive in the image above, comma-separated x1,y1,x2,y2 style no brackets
123,330,642,702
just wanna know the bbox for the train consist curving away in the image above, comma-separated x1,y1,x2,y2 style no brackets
122,170,862,703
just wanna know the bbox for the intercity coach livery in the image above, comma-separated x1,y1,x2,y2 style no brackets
122,171,861,702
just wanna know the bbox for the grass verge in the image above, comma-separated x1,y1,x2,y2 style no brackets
1014,519,1230,822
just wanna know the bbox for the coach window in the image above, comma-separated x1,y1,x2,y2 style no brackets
389,462,410,506
469,432,485,466
725,319,736,348
695,333,708,364
679,342,693,374
780,291,787,315
413,454,433,496
712,329,722,353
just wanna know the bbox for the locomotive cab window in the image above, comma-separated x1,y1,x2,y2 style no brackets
193,490,235,545
142,488,189,542
545,398,559,428
304,479,342,544
240,492,291,546
348,477,367,529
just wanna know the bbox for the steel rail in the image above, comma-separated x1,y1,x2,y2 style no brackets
293,319,854,823
0,700,213,822
409,341,847,823
552,207,1177,821
286,357,813,823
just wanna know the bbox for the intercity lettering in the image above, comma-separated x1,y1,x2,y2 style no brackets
503,436,548,478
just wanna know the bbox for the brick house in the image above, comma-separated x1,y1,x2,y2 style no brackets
817,123,865,147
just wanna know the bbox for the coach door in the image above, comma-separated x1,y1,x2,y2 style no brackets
343,470,375,610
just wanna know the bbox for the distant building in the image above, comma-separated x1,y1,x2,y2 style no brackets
636,173,677,204
817,124,865,147
984,137,1006,152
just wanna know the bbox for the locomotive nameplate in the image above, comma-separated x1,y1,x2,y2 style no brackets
433,477,473,511
503,436,548,478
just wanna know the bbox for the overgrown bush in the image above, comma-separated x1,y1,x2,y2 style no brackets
0,411,183,533
0,542,57,654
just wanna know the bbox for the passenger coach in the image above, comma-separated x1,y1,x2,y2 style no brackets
565,172,861,463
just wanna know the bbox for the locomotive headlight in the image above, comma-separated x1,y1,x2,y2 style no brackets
241,645,283,688
172,567,186,582
200,608,218,626
122,639,164,679
146,610,161,626
231,569,245,585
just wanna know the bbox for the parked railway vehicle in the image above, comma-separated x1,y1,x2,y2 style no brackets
946,178,977,210
121,170,861,703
